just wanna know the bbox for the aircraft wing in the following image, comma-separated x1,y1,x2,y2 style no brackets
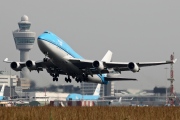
3,58,26,71
4,57,177,76
3,58,65,74
69,58,177,74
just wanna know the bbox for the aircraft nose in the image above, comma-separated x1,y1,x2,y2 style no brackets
38,31,51,40
37,34,44,40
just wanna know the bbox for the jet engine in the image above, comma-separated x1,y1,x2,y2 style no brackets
26,60,36,70
128,62,140,72
92,60,105,70
10,62,21,71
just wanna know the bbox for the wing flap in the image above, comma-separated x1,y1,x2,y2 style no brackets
105,62,129,68
105,77,137,81
68,58,93,69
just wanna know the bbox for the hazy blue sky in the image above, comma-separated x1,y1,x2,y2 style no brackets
0,0,180,91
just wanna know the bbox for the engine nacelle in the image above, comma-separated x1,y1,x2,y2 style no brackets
92,60,105,71
128,62,140,72
10,62,21,71
26,60,36,70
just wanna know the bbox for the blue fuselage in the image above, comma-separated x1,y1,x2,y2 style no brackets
37,31,108,84
66,93,100,101
0,96,4,100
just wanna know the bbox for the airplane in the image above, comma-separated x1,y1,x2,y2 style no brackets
0,84,5,100
66,83,101,101
108,97,133,106
4,31,177,84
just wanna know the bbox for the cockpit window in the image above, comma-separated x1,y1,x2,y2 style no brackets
44,31,50,34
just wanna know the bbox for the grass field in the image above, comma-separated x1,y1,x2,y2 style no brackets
0,106,180,120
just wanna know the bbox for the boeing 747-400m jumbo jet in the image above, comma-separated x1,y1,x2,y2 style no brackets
4,31,177,84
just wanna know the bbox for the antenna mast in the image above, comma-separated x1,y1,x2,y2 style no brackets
167,52,176,106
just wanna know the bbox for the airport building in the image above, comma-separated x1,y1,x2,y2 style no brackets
114,89,154,97
17,78,30,89
80,81,114,96
0,74,18,87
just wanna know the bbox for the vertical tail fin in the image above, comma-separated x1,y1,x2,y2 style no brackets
118,97,122,103
93,84,101,95
101,50,113,62
1,84,5,93
0,84,5,96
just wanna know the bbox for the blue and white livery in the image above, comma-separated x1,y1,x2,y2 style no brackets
66,84,101,101
4,31,177,84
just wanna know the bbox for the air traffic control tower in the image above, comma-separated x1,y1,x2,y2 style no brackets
12,15,36,79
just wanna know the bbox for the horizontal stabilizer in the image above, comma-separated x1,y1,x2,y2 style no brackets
104,77,137,81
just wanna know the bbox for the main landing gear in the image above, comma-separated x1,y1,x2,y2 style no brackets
51,74,59,82
75,77,82,83
53,77,58,81
75,74,88,83
65,76,71,83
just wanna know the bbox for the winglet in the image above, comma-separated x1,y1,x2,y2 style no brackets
3,58,12,63
173,59,177,64
3,58,8,62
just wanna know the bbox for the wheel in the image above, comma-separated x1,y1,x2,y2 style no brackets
69,79,72,83
43,58,48,62
53,78,55,81
65,77,68,83
80,79,82,83
56,78,58,81
75,78,78,82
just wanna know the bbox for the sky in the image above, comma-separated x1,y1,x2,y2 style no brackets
0,0,180,91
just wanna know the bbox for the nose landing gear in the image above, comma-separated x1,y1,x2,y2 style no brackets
43,52,49,62
51,73,59,82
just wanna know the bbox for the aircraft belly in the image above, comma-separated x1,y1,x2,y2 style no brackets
87,75,102,83
38,40,82,75
38,40,104,83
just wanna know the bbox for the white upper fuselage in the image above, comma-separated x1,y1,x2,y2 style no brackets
37,31,106,84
